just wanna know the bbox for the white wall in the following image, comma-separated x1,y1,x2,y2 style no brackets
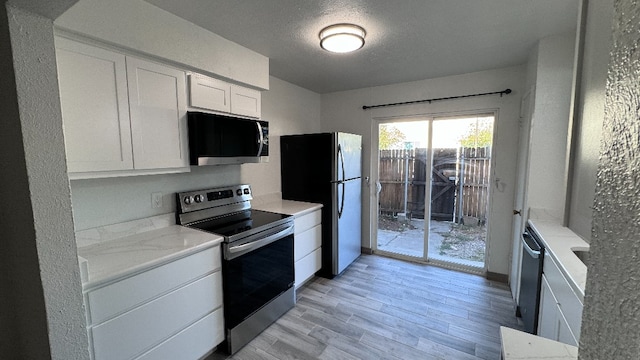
526,32,576,221
568,0,613,241
1,1,89,359
579,0,640,358
321,66,525,276
72,76,321,230
241,76,322,197
54,0,269,90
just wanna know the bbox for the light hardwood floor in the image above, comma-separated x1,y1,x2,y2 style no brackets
212,254,523,360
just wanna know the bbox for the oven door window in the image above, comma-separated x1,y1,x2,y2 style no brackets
222,234,294,329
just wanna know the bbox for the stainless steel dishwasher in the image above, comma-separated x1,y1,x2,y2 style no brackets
517,225,545,334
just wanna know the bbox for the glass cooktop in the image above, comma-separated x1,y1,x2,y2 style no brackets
189,209,291,239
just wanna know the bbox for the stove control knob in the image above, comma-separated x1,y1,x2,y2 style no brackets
237,189,243,196
194,194,204,203
184,196,193,205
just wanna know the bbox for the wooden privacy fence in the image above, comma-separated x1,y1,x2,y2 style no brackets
378,147,491,223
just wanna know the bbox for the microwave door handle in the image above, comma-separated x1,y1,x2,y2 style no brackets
256,122,264,156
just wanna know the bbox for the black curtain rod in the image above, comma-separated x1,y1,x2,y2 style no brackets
362,88,512,110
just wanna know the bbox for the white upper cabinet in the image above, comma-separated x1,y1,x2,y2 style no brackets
188,73,261,118
127,58,188,170
56,37,189,178
188,74,230,113
230,84,261,118
56,37,133,173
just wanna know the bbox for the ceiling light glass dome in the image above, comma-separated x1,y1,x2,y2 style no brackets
319,24,366,53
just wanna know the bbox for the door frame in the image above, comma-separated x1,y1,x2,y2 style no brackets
510,86,535,301
370,110,498,274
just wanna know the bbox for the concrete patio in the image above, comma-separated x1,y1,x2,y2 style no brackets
377,218,485,268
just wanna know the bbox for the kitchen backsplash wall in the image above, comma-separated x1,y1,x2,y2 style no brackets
70,76,322,231
241,77,322,197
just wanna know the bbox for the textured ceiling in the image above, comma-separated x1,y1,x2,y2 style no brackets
145,0,579,93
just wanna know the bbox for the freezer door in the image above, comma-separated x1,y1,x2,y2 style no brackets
334,177,362,274
337,133,362,181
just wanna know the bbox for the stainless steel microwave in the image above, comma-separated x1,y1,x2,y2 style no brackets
187,111,268,166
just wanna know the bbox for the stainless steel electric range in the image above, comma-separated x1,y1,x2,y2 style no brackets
176,184,295,354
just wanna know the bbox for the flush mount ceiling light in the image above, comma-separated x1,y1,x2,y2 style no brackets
319,24,366,53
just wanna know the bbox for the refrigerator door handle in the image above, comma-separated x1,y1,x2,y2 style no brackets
338,144,346,182
337,144,346,218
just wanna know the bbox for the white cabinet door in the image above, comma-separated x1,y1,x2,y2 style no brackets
188,74,230,113
127,58,188,170
230,84,261,118
557,310,578,347
56,37,133,173
538,275,559,341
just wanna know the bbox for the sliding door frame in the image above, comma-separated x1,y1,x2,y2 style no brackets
371,109,498,275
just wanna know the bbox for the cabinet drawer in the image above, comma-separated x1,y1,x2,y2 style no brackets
295,248,321,287
135,308,224,360
92,272,222,360
295,210,321,235
294,225,321,262
543,252,582,340
88,246,220,325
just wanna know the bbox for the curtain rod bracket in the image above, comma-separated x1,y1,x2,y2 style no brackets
362,88,512,110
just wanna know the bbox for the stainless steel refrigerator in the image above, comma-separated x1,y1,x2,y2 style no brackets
280,132,362,278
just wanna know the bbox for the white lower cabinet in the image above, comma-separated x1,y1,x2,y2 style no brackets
537,253,581,346
136,310,223,360
538,276,559,341
294,209,322,288
85,246,224,360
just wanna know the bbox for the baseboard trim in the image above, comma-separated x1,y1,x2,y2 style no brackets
361,247,373,255
486,271,509,283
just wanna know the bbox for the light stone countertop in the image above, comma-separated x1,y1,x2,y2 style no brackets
500,326,578,359
76,214,223,290
253,199,323,217
527,219,589,301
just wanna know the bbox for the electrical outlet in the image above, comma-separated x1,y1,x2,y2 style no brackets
151,192,163,209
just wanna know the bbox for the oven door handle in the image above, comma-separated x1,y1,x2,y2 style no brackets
225,224,294,260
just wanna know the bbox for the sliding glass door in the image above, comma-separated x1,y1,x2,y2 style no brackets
374,114,494,271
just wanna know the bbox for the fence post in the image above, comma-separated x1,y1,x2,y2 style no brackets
403,148,409,217
457,149,465,224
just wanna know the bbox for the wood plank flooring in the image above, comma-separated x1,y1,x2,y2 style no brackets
211,254,523,360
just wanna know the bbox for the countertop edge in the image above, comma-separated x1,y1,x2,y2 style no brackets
253,199,323,217
81,237,223,291
500,326,578,359
527,220,588,302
